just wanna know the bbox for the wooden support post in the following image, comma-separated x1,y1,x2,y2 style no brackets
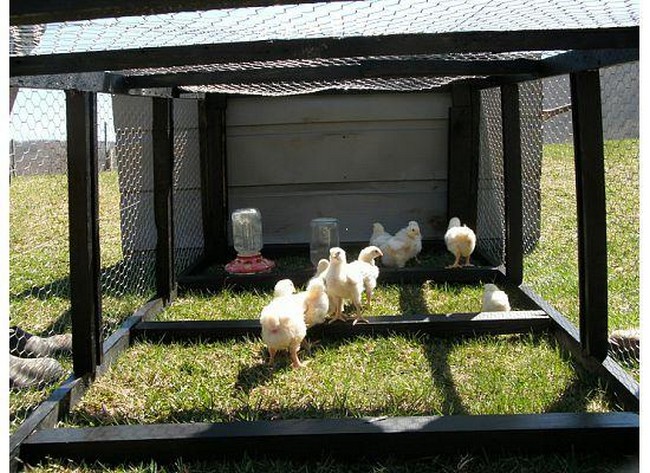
199,94,229,264
501,84,524,285
570,70,609,361
65,90,102,378
447,84,480,230
152,97,176,303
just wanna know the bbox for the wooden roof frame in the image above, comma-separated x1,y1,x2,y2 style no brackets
9,1,640,470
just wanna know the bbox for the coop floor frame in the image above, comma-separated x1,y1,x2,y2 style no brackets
10,1,639,469
11,279,639,469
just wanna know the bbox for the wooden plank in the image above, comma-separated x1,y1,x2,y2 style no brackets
227,93,451,126
178,266,505,292
131,310,547,343
516,285,639,412
152,97,177,303
10,27,639,77
123,58,543,89
501,84,523,284
20,412,638,464
228,182,448,244
227,123,448,186
570,71,609,362
66,90,103,377
11,0,349,25
199,94,229,264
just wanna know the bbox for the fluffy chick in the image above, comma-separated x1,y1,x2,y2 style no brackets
481,284,511,312
348,245,383,307
313,259,343,317
374,221,422,268
259,296,308,368
315,259,329,278
324,247,365,324
274,279,296,298
444,217,476,269
302,277,330,328
369,222,393,249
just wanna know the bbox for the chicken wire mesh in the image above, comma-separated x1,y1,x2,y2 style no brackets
9,88,72,431
521,63,639,379
476,87,504,266
9,0,638,56
173,99,205,276
98,94,157,342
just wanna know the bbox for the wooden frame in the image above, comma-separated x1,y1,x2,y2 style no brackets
65,90,103,378
152,97,177,304
8,3,639,469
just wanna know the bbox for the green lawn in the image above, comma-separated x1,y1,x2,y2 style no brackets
11,138,640,472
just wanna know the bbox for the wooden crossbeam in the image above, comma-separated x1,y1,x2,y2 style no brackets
20,413,639,464
131,311,550,343
10,27,639,78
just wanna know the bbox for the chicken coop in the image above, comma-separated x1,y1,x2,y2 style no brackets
9,0,639,469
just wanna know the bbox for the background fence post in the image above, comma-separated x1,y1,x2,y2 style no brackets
66,90,103,378
570,70,609,361
153,97,176,304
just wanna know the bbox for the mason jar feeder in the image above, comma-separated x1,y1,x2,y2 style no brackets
225,208,275,274
310,217,340,267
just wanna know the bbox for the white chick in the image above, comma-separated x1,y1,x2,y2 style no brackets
348,245,383,307
302,277,330,328
259,296,308,368
481,284,511,312
273,279,296,298
444,217,476,269
313,258,343,317
375,221,422,268
369,222,392,249
315,258,329,278
323,247,365,324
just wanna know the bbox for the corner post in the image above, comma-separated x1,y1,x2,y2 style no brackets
66,90,103,378
570,70,609,361
199,94,229,264
501,84,524,285
153,97,176,304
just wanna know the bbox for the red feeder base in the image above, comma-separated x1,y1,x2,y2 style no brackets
225,253,276,274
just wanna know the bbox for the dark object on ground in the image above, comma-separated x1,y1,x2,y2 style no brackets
608,329,640,360
9,326,72,358
9,354,65,390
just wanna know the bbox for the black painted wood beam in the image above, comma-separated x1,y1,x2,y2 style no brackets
11,0,347,26
152,98,177,303
570,70,609,362
501,84,524,284
66,90,103,378
10,27,639,78
131,311,550,343
198,94,229,264
20,413,638,464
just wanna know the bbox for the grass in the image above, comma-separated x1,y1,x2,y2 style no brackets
11,138,640,471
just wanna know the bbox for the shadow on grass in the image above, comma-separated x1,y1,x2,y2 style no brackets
397,283,469,415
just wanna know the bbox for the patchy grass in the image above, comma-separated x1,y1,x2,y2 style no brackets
9,171,154,432
67,332,612,428
11,139,639,471
23,453,639,473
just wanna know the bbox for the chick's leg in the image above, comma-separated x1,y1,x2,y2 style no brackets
328,296,347,323
463,255,474,267
351,294,368,325
290,343,308,369
267,347,277,365
446,252,462,269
